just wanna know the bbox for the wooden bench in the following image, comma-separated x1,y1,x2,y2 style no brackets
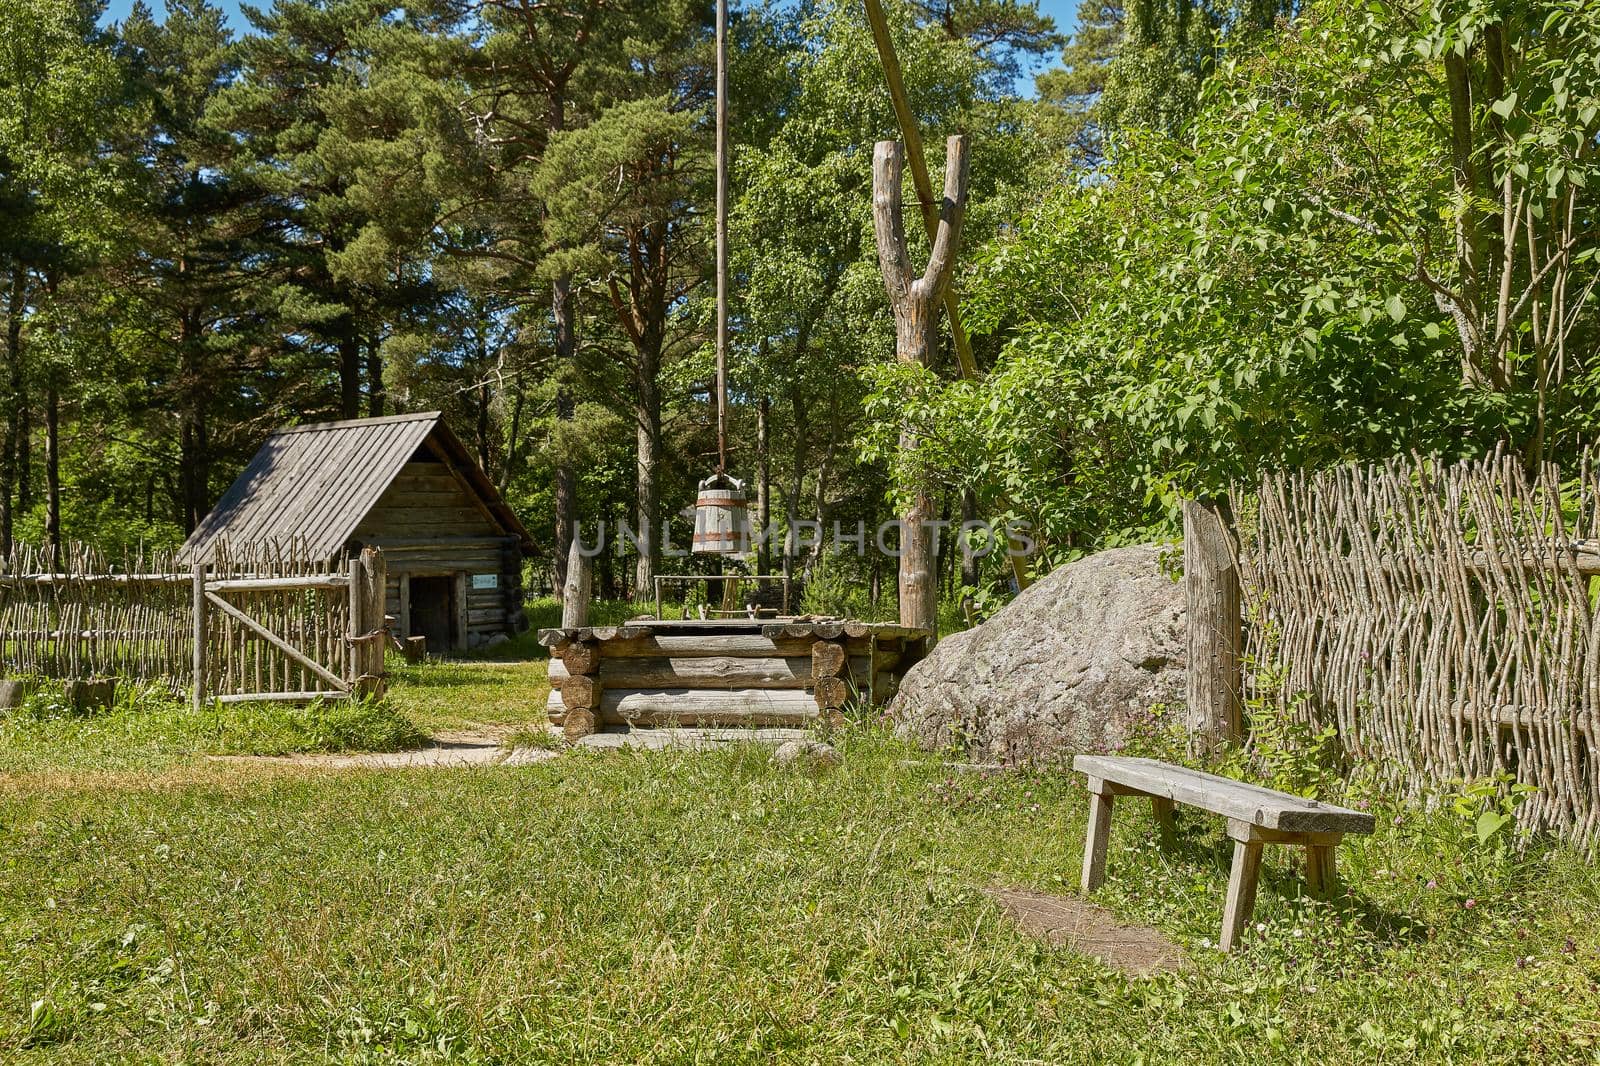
1072,755,1376,951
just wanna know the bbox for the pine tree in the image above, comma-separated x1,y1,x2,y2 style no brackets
209,0,398,420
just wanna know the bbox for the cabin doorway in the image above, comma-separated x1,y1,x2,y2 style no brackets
408,575,458,652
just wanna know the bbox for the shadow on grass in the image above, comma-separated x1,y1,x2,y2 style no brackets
1149,816,1429,948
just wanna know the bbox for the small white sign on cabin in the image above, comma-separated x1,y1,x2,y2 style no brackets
471,573,498,590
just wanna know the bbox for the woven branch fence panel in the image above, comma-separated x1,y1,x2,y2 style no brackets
0,543,194,689
1239,454,1600,846
0,539,357,701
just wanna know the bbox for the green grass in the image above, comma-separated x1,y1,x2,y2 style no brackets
2,662,1598,1062
384,656,549,736
0,684,428,776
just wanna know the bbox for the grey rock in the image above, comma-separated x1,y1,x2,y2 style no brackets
890,544,1185,765
771,738,842,768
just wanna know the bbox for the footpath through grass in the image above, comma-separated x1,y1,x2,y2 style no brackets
2,659,1599,1062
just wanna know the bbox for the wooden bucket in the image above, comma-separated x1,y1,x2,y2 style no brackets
692,473,750,554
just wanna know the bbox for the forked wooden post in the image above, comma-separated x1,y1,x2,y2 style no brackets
871,135,969,639
191,560,208,712
1183,497,1242,749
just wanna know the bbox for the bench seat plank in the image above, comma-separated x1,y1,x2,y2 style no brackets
1072,755,1375,835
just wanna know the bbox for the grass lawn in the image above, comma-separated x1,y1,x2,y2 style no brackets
3,658,1599,1062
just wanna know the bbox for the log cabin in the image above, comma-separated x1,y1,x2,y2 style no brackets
181,413,535,652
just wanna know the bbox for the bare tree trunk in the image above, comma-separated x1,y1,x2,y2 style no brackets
634,353,660,601
476,380,492,474
0,266,24,554
959,486,978,590
44,370,59,569
871,136,969,639
179,310,211,532
784,386,808,593
15,400,29,514
552,274,577,591
501,384,526,496
756,393,770,574
366,338,385,417
339,335,361,419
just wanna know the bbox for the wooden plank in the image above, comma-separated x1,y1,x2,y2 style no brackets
1151,796,1177,849
592,634,816,658
217,690,346,705
206,575,348,592
600,687,818,725
600,656,814,689
1072,756,1374,834
385,472,470,495
1080,781,1114,893
1219,838,1263,952
1305,845,1337,898
376,535,517,550
454,571,469,651
206,591,348,691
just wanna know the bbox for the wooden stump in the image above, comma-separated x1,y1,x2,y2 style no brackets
64,678,117,716
402,636,427,663
0,678,38,711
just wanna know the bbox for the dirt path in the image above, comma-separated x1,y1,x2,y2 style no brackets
985,886,1185,977
206,725,815,771
208,727,560,770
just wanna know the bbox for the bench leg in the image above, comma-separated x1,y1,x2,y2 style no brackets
1151,796,1177,849
1220,838,1263,952
1304,843,1338,898
1080,781,1115,894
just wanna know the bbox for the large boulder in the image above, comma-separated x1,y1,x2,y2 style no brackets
891,544,1185,765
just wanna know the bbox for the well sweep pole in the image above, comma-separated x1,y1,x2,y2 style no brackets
715,0,730,474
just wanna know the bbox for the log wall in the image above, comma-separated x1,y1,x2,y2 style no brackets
539,621,928,739
356,462,526,651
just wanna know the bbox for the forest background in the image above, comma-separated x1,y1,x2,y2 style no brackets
3,0,1595,618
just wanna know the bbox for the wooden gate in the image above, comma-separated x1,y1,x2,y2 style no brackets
0,542,387,706
194,547,387,706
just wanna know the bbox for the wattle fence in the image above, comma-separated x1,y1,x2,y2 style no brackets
1216,453,1600,847
0,540,387,706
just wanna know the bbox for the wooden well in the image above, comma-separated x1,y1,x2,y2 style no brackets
539,619,929,739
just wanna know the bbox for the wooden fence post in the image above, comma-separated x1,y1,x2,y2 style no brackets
191,560,208,712
561,537,590,628
1184,497,1242,749
349,548,387,700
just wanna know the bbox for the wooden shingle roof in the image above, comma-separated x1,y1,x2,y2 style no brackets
181,412,533,563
